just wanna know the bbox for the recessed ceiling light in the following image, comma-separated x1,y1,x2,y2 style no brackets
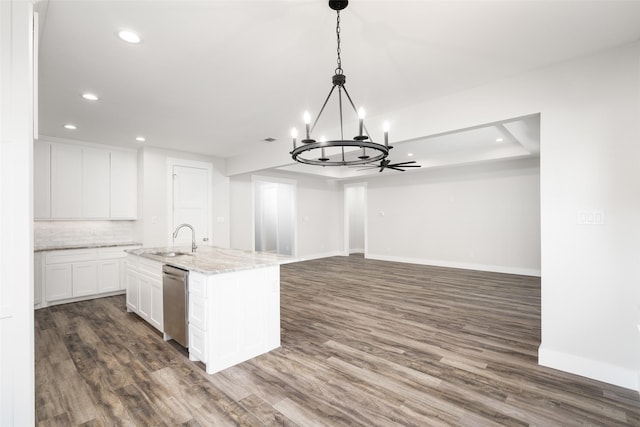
63,124,77,130
117,29,141,44
496,138,504,142
407,153,414,157
81,93,99,101
135,136,146,142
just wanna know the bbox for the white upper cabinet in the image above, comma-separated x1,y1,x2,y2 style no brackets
35,140,137,220
51,143,83,218
82,147,110,218
110,150,137,219
33,141,51,219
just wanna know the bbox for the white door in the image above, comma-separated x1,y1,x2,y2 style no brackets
171,165,211,246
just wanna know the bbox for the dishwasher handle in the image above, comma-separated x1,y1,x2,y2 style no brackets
162,265,188,279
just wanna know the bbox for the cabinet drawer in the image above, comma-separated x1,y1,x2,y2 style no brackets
138,257,162,279
189,325,206,362
98,247,132,260
189,273,207,298
45,249,96,264
189,296,207,331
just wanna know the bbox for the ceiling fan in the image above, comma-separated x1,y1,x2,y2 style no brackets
357,159,422,172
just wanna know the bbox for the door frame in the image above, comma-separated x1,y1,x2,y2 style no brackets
166,158,213,246
251,175,297,256
343,182,367,256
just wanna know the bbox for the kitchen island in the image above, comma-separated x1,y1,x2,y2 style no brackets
125,246,291,374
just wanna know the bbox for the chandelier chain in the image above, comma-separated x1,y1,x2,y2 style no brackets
335,11,342,74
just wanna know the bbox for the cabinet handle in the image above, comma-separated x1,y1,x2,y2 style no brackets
202,237,209,242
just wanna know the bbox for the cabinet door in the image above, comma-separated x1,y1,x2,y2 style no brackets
45,264,72,301
98,260,120,293
120,259,128,291
51,143,82,218
34,253,44,305
138,274,152,321
33,141,51,219
72,261,98,297
126,268,139,311
82,148,110,218
110,150,137,219
150,280,163,332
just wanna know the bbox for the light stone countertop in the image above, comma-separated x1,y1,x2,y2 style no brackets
126,245,295,275
34,241,142,252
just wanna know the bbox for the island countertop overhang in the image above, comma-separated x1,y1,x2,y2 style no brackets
125,245,294,275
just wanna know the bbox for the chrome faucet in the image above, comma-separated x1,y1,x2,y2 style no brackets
173,223,197,253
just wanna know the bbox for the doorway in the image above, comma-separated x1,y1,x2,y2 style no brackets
344,183,366,255
253,176,296,256
167,159,212,246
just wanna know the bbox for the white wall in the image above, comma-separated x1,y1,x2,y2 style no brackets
0,1,35,425
230,171,343,259
359,43,640,390
364,157,540,276
139,146,229,248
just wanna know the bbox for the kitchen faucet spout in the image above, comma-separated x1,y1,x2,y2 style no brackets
173,223,197,252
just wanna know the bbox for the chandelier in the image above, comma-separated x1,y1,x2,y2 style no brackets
290,0,392,166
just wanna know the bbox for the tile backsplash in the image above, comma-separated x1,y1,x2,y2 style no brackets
34,221,137,248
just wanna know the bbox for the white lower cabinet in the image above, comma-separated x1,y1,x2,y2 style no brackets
188,266,281,375
150,279,163,331
73,261,98,297
125,265,139,311
34,253,44,306
125,254,163,332
98,259,120,293
37,246,139,308
138,275,152,321
45,264,72,301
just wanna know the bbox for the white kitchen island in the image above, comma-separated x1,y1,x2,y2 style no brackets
125,246,291,375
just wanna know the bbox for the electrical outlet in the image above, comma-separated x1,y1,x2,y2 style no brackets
577,210,605,225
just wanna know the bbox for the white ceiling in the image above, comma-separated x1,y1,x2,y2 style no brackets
37,0,640,177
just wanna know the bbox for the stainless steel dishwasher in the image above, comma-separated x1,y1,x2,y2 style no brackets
162,265,189,348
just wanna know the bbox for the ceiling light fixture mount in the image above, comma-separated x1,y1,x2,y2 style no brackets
290,0,392,167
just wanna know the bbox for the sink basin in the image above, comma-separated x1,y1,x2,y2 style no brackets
150,251,193,257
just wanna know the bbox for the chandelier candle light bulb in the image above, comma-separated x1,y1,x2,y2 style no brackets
358,107,365,137
303,111,312,142
291,128,298,149
383,121,390,147
319,136,329,162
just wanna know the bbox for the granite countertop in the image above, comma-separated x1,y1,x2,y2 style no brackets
34,241,142,252
126,245,295,275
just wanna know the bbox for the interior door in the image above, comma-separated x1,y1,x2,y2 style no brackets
171,165,210,247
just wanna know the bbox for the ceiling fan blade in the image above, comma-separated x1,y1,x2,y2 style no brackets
388,161,417,167
398,165,421,168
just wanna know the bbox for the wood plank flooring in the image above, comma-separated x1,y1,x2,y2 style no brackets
35,255,640,426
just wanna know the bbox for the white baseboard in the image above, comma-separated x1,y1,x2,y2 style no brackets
292,251,344,262
366,253,541,277
348,248,364,254
539,344,639,391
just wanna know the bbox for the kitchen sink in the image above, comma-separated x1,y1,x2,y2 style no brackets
150,251,194,257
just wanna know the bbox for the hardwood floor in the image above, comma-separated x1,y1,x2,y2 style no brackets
35,255,640,426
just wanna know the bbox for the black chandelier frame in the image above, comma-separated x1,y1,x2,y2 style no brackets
290,0,392,167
